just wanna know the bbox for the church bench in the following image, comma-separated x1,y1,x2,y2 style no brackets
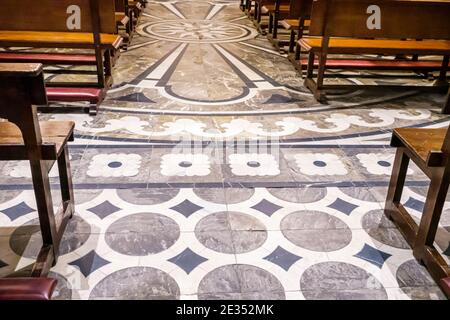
441,277,450,298
298,0,450,108
0,0,123,89
385,126,450,298
0,63,75,277
0,278,57,300
267,0,312,51
45,87,107,115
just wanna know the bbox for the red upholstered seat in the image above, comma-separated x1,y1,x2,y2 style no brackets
440,277,450,297
298,58,447,71
0,52,97,65
0,278,57,300
46,87,106,104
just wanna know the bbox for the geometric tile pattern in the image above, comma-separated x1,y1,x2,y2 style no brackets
354,244,392,269
1,0,449,301
168,248,208,274
170,200,204,218
87,201,121,219
1,201,35,221
328,198,359,215
68,250,111,277
263,246,302,271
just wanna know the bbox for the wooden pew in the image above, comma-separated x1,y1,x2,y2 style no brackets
385,125,450,298
268,0,313,52
0,0,123,114
263,0,291,37
297,0,450,108
0,63,75,277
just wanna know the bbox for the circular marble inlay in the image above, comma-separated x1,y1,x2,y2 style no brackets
105,213,180,256
108,161,123,168
313,160,327,167
89,267,180,300
247,161,261,168
49,272,73,300
281,211,352,252
396,259,446,299
362,210,410,249
377,160,391,167
10,216,90,259
140,20,257,44
179,161,193,168
300,261,387,300
195,212,267,254
198,264,285,300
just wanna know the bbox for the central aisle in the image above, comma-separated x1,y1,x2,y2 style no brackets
1,0,449,300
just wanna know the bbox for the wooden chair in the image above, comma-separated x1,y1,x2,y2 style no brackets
298,0,450,108
385,125,450,298
0,63,75,277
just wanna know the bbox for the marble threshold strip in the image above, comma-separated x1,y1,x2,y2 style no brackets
0,180,431,190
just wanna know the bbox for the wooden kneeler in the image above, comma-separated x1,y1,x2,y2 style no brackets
0,63,75,277
385,126,450,298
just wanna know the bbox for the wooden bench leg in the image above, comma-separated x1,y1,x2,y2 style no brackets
413,168,450,282
442,87,450,114
435,55,449,87
289,30,296,53
268,13,274,35
314,53,328,102
57,146,75,219
385,149,410,218
384,149,419,245
29,159,59,274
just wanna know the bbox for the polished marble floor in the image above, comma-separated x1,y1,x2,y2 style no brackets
1,0,450,300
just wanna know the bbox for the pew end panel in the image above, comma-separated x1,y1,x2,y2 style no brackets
0,63,75,277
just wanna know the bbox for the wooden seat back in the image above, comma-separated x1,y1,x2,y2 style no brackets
0,63,47,148
308,0,450,41
289,0,313,19
0,0,116,34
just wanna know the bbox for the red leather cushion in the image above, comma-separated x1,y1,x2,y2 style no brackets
440,277,450,298
299,59,446,70
0,52,96,65
0,278,57,300
46,87,106,104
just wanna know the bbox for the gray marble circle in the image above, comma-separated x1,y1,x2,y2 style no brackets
281,211,352,252
105,213,180,256
49,271,73,300
300,261,387,300
10,216,91,259
198,264,285,300
194,188,227,204
116,188,180,205
296,187,327,203
396,259,447,300
362,210,410,249
195,212,267,254
89,267,180,300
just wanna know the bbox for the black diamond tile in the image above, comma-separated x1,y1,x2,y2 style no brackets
170,200,203,218
87,201,121,219
328,198,359,215
263,246,302,271
168,248,207,274
115,92,155,103
0,259,8,269
1,202,35,221
404,197,425,213
251,199,283,216
354,244,392,268
69,250,111,277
